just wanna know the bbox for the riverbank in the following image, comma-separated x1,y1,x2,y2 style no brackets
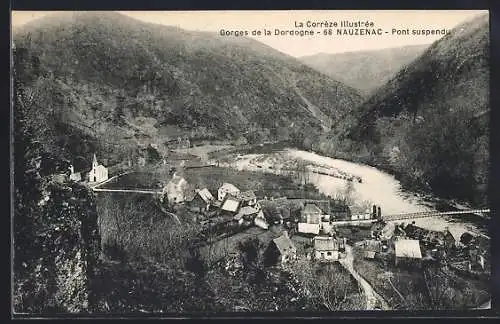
211,142,488,219
213,146,488,237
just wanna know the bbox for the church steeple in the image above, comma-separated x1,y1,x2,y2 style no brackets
92,154,98,168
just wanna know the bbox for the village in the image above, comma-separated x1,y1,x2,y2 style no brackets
37,138,488,311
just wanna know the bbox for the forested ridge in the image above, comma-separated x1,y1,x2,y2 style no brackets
316,14,489,207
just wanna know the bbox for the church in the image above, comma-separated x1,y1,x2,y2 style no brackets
88,154,109,183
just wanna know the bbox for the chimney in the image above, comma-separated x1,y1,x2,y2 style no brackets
282,230,288,238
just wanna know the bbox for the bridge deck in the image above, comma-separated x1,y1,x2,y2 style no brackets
382,209,490,221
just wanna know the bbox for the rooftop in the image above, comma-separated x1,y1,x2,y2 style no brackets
237,190,257,201
303,203,322,214
221,196,241,212
234,206,261,220
219,182,240,193
446,227,465,242
395,239,422,259
313,236,338,251
273,234,296,255
197,188,215,203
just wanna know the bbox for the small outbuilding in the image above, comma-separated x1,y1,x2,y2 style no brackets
394,239,422,267
264,231,297,266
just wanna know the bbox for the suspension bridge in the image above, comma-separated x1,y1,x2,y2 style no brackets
381,209,490,221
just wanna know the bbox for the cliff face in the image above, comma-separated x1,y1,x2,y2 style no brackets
14,180,101,313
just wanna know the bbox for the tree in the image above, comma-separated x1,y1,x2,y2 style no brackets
293,260,364,311
13,47,48,274
114,93,126,125
238,237,266,284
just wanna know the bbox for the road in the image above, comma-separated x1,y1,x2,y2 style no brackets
339,245,390,311
90,171,132,189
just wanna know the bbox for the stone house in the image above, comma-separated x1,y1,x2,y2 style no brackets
187,188,215,213
264,231,297,266
162,172,189,205
302,203,322,224
313,236,341,261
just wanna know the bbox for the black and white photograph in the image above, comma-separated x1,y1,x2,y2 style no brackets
11,10,491,315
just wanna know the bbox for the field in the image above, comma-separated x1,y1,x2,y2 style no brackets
199,225,286,265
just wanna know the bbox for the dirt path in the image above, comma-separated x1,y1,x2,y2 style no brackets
339,245,391,310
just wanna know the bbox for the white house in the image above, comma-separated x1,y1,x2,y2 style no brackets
69,165,82,182
254,211,269,229
221,195,241,213
88,154,108,183
313,236,340,261
298,223,320,235
218,183,240,201
163,172,189,205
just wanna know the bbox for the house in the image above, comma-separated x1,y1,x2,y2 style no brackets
443,227,463,251
350,205,371,220
162,172,189,205
221,194,241,213
264,231,297,266
364,251,376,260
363,239,381,252
313,236,340,261
254,211,269,229
138,156,146,167
330,205,350,221
321,221,333,235
88,154,108,183
236,190,257,207
188,188,215,212
218,183,240,201
379,222,396,241
233,206,262,225
302,203,322,224
298,223,320,235
69,165,82,182
370,221,386,238
394,239,422,267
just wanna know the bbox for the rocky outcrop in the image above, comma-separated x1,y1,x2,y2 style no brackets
14,180,101,313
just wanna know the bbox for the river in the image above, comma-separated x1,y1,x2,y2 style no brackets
221,148,487,237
